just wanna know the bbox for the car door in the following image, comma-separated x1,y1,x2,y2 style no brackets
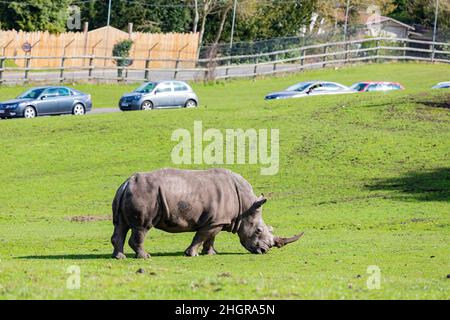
56,87,74,113
36,88,60,114
153,82,174,107
306,83,324,96
172,81,190,107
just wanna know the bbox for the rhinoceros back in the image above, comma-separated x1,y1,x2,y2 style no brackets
120,168,256,233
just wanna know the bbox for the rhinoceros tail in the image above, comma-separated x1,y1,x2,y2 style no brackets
112,179,129,225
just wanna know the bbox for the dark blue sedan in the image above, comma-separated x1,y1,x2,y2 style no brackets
0,86,92,119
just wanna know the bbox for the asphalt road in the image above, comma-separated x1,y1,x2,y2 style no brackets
89,107,121,114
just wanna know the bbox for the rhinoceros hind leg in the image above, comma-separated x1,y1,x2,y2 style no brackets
111,222,129,259
129,228,151,259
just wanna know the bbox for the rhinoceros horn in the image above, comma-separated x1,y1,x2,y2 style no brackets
273,232,304,248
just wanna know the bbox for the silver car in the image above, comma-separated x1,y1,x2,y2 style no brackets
119,81,199,111
432,82,450,89
265,81,355,100
0,86,92,119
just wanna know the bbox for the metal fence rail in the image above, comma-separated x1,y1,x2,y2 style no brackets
0,37,448,85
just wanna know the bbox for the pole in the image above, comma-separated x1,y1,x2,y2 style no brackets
431,0,439,61
343,0,350,42
107,0,112,27
229,0,237,51
104,0,112,67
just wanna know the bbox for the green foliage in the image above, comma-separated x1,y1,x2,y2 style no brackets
0,0,71,33
215,0,316,44
389,0,450,38
0,63,449,299
78,0,192,33
112,39,133,78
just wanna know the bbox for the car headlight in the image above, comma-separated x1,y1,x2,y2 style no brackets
5,104,18,109
132,95,142,100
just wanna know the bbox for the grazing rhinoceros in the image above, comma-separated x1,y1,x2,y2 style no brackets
111,168,303,259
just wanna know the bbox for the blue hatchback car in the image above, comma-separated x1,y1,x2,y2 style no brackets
0,86,92,119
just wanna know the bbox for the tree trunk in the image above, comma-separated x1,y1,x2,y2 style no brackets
212,5,232,45
193,0,199,33
198,0,212,47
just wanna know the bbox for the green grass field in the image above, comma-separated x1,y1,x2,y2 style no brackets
0,62,449,299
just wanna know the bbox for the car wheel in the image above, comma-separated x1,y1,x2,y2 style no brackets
185,99,197,108
24,106,36,119
141,100,153,110
72,104,85,115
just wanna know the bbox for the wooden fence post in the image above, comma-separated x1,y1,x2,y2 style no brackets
174,59,180,80
253,55,259,79
273,53,278,72
0,57,5,84
145,43,159,81
83,22,89,67
174,43,189,80
322,45,328,68
375,39,380,63
300,49,305,71
345,43,350,63
24,56,31,83
144,58,151,81
403,40,407,57
430,43,435,62
225,64,230,78
88,56,94,80
59,57,65,83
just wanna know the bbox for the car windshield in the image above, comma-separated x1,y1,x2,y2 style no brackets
17,88,46,99
351,83,368,91
286,82,313,92
134,82,156,93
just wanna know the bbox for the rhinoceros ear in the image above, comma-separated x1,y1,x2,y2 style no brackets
252,197,267,209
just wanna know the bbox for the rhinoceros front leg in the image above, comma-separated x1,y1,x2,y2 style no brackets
129,227,151,259
185,227,221,257
202,237,218,255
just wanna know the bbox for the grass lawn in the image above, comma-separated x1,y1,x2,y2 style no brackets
0,62,449,299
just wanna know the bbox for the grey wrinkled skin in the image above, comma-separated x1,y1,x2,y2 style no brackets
111,168,300,259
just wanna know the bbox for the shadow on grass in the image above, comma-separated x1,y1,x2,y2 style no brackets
366,168,450,201
18,251,246,260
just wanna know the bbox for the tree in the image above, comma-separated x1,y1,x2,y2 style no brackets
389,0,450,34
0,0,72,33
112,39,133,78
78,0,192,33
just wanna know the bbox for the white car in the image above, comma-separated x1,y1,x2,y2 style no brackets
265,81,355,100
432,82,450,89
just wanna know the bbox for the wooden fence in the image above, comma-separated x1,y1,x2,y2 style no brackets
0,28,199,69
0,37,448,84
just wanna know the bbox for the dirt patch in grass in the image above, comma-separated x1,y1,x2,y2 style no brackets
67,215,111,223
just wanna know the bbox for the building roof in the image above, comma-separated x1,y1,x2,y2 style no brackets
335,10,414,30
365,16,415,30
88,26,129,36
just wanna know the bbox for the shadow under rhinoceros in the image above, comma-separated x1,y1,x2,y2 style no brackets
18,251,247,260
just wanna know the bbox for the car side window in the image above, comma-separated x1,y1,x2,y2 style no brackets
58,88,71,96
173,82,188,92
308,84,322,92
155,83,173,93
43,88,60,97
322,83,341,91
367,84,378,92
